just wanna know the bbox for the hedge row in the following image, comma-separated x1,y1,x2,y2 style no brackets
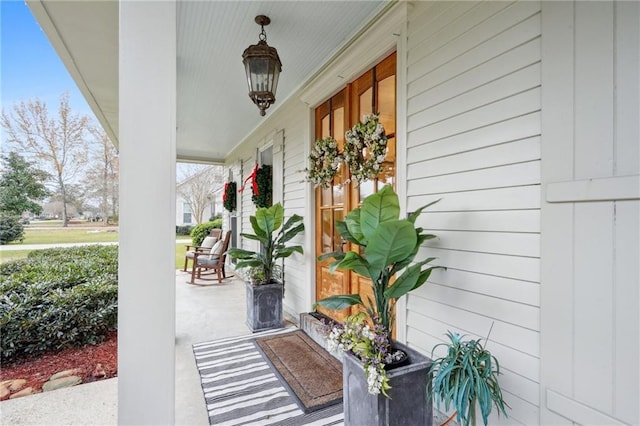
0,245,118,363
190,219,222,246
176,225,194,236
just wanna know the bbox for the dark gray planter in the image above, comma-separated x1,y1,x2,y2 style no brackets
246,281,283,332
343,340,433,426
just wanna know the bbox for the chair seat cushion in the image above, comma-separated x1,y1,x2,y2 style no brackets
197,257,219,267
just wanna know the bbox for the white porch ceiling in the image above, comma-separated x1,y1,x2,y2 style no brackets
28,0,388,164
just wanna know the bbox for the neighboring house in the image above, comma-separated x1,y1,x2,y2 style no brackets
29,1,639,425
175,190,224,226
175,166,224,226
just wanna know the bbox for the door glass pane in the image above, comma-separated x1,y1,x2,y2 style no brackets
377,76,396,134
359,179,375,202
333,174,344,204
321,210,332,253
379,162,395,187
321,186,331,206
385,136,396,162
333,209,344,251
359,88,373,120
321,114,330,138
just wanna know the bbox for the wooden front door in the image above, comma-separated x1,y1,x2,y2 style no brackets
315,52,397,322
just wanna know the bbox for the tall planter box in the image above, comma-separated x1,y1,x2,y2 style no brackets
343,341,433,426
246,281,283,332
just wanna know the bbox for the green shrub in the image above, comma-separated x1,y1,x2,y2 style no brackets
0,214,24,244
190,219,222,246
176,225,193,236
0,245,118,363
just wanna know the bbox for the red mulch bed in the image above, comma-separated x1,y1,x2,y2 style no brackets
0,331,117,400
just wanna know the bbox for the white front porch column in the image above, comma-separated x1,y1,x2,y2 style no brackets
118,1,176,424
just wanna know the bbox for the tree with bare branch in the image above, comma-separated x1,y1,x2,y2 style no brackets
85,123,119,224
1,93,88,226
177,164,223,225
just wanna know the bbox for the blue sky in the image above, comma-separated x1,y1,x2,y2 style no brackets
1,1,93,118
1,1,198,175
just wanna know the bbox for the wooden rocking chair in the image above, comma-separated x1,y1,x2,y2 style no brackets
183,228,223,272
188,230,232,285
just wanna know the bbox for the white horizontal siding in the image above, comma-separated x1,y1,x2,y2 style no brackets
409,186,540,212
426,230,539,258
408,87,540,145
282,108,309,317
408,161,540,195
404,1,541,424
407,111,540,160
408,10,541,99
409,37,541,115
407,296,539,356
427,268,539,307
225,93,312,318
408,136,540,176
419,210,540,233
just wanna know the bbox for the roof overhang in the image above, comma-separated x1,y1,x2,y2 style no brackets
27,0,389,163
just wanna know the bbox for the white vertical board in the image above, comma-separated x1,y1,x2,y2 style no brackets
240,155,256,253
224,99,311,318
540,1,640,425
118,1,176,423
573,203,614,411
405,1,542,424
613,201,640,422
614,2,640,177
271,130,284,206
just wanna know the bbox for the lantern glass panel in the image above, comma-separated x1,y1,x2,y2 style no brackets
249,57,271,92
270,64,280,95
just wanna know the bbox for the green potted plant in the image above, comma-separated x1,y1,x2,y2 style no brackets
315,184,442,425
228,203,304,332
430,331,509,426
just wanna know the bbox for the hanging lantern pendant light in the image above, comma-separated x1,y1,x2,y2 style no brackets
242,15,282,116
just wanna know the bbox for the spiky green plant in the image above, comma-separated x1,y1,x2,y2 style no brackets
429,331,508,426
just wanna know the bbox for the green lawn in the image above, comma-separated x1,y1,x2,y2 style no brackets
8,228,119,245
2,226,190,270
2,244,189,268
25,220,66,228
176,242,188,270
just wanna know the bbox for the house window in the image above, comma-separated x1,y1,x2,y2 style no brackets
183,203,192,224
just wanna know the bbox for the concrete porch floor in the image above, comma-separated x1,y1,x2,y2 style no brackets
1,270,252,425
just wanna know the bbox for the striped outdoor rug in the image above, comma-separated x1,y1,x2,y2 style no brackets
193,327,344,426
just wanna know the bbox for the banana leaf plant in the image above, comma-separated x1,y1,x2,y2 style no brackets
313,184,441,332
228,203,304,285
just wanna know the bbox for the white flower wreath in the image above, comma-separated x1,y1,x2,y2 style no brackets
343,113,388,184
304,136,342,188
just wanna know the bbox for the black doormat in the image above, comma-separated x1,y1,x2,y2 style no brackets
255,330,343,414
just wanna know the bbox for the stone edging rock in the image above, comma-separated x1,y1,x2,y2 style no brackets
1,368,85,401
